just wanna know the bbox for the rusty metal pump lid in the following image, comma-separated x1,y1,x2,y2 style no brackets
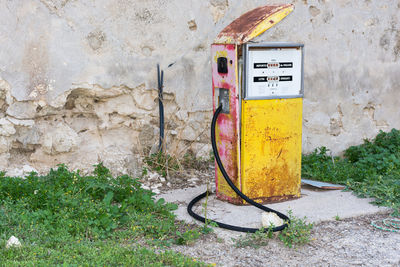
214,4,294,45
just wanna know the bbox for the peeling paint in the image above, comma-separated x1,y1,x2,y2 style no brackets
215,4,294,44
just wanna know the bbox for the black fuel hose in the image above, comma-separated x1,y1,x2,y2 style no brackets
157,64,164,152
187,104,290,233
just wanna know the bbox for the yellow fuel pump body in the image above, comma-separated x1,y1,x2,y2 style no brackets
212,4,303,204
241,98,302,203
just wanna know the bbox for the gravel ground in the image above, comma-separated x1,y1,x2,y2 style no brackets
171,212,400,267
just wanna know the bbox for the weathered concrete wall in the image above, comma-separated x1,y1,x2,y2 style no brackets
0,0,399,174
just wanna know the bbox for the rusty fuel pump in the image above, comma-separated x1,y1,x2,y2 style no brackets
188,4,304,232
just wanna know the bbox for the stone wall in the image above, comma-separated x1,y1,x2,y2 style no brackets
0,0,399,174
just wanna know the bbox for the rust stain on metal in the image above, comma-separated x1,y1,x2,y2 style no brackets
251,194,300,205
215,4,293,44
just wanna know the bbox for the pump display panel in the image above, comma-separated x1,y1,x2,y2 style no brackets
244,43,303,99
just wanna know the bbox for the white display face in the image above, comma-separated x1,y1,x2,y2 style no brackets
246,47,303,99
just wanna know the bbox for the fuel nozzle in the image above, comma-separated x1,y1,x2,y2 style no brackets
218,88,230,114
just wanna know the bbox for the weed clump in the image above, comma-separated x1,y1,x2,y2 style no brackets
144,151,180,177
234,228,272,249
234,211,313,249
278,212,314,248
144,150,212,177
302,128,400,214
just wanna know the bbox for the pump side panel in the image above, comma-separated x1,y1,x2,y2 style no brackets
211,44,241,204
241,98,302,203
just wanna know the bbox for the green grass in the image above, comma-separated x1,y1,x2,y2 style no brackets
1,241,204,266
302,128,400,215
0,164,207,266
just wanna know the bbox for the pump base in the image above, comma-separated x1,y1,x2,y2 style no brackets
216,192,300,205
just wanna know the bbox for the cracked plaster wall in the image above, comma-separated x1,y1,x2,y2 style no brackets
0,0,399,174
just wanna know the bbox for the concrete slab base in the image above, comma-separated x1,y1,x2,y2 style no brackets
158,184,390,241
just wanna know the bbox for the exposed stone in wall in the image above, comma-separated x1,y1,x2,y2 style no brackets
209,0,229,23
0,119,16,137
0,0,399,175
7,102,38,120
0,74,211,175
187,20,198,31
42,122,78,154
87,30,107,51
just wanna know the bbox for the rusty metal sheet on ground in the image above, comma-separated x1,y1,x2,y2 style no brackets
302,179,345,190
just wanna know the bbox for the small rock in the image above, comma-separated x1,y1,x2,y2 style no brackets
149,144,159,155
151,183,163,189
188,177,199,182
6,101,37,119
6,236,21,249
17,126,41,146
22,165,37,176
181,125,197,141
0,118,16,136
152,188,160,194
209,185,216,193
261,212,284,228
0,136,10,153
42,123,78,155
148,172,159,181
167,182,171,187
159,177,166,182
6,117,35,127
141,185,151,190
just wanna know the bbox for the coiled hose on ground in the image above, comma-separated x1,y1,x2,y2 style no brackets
187,104,290,233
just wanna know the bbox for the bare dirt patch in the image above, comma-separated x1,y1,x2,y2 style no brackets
171,208,399,266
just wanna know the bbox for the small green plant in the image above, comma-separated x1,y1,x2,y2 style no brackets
142,166,148,176
203,183,210,225
216,237,224,243
335,215,341,221
278,211,314,248
234,227,273,248
201,220,218,234
209,150,215,163
175,229,200,245
200,176,218,235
